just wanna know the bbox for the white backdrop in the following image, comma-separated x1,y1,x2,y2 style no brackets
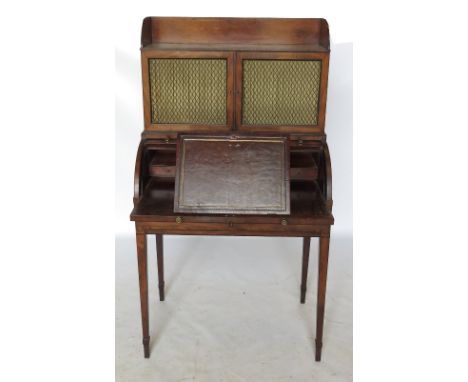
2,1,467,381
115,11,353,382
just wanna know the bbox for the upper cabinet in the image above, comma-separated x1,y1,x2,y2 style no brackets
140,17,330,135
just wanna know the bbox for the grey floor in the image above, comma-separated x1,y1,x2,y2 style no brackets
116,234,352,381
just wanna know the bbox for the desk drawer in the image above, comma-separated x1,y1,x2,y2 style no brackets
136,219,329,237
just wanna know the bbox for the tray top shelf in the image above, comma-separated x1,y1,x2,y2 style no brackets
141,17,330,52
141,42,329,53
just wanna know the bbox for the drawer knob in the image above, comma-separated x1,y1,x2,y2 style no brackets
281,219,288,226
175,216,182,224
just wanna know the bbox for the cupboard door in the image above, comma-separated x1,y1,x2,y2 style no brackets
142,51,234,131
236,52,329,133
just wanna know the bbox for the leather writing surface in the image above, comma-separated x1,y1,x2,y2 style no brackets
174,136,290,215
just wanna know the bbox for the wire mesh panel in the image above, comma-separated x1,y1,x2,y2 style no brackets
149,58,227,125
242,60,322,126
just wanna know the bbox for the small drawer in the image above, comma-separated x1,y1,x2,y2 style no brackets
149,150,176,178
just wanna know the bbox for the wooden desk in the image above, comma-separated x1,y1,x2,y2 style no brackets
130,17,335,362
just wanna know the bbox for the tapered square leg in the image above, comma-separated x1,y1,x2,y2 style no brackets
136,232,150,358
315,234,330,362
300,237,311,303
156,234,165,301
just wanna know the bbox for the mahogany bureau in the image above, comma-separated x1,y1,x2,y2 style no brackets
130,17,334,361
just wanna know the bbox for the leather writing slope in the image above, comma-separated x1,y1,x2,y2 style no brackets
174,135,290,215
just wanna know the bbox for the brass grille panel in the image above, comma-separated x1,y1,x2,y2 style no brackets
149,59,227,125
242,60,322,126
